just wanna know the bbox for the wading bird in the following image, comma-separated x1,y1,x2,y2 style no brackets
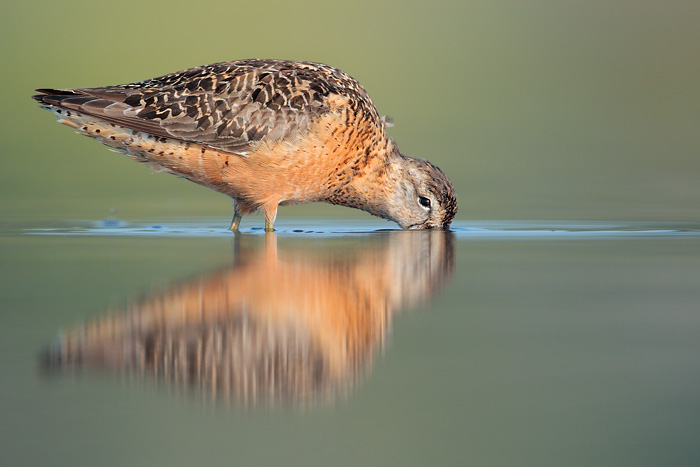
34,60,457,231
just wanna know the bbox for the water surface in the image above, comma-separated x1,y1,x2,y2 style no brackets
2,219,700,466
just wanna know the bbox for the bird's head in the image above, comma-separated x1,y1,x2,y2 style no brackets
387,156,458,230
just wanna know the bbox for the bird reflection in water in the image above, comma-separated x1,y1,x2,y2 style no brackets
43,231,454,406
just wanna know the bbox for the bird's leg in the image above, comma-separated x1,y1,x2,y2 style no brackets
263,203,278,233
229,200,242,232
229,212,242,232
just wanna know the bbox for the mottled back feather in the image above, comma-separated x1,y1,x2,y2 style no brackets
34,59,380,153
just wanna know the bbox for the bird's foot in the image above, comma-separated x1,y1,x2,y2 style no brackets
229,212,242,232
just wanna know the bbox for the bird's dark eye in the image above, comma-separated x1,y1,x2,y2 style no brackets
418,196,431,208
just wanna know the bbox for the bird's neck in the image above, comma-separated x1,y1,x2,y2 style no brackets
325,143,408,223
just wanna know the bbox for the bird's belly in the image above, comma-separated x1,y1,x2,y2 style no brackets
223,113,373,210
224,149,333,208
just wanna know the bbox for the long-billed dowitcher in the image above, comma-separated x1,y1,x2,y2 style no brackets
33,60,457,231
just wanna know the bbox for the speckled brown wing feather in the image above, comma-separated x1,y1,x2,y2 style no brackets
35,59,377,154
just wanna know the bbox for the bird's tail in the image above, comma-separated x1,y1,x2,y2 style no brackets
33,88,144,153
33,89,234,192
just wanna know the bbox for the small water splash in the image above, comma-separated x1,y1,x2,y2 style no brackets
98,216,123,228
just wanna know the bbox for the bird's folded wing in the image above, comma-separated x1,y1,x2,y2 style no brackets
34,60,346,153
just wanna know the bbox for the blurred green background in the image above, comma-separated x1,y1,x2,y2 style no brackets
1,0,699,223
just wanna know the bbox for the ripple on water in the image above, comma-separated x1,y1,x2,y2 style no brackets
21,219,700,240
